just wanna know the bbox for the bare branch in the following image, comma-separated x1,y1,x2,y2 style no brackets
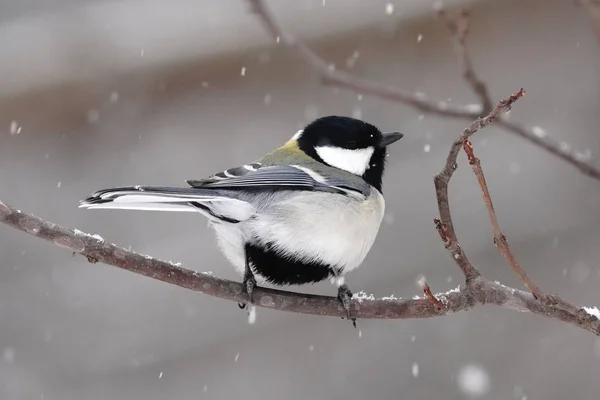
433,89,525,281
247,0,479,119
462,139,592,316
497,120,600,180
1,199,599,333
463,139,544,299
247,0,600,182
429,90,600,333
439,8,494,114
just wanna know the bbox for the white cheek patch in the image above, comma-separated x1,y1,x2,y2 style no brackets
315,146,374,175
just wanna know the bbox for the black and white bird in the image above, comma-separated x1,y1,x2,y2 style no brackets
80,116,403,323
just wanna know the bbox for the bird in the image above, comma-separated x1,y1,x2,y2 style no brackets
79,116,403,324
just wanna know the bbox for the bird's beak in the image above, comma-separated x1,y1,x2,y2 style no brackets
378,132,404,148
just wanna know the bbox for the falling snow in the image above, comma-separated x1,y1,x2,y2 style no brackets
465,104,482,113
240,67,246,76
423,144,431,153
531,126,546,138
346,50,360,68
412,363,419,377
264,94,272,105
417,34,423,43
457,364,490,397
158,371,163,379
9,120,21,135
248,306,257,324
109,92,119,103
385,3,394,14
416,275,427,289
234,353,240,362
309,345,314,352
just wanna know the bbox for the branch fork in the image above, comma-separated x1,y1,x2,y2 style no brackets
0,2,599,336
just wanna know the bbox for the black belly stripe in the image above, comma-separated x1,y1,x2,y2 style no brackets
188,202,240,224
245,242,337,285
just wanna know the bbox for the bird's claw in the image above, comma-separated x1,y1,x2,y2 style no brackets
337,284,357,328
238,271,257,311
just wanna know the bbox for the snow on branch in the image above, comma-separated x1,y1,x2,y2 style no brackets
0,1,599,336
1,91,599,334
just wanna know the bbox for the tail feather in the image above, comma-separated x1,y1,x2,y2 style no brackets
80,186,255,222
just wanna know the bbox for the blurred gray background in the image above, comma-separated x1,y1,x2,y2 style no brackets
1,0,600,399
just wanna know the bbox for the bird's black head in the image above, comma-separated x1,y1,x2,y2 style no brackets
296,116,403,192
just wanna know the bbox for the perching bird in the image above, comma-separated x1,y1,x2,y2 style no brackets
80,116,403,323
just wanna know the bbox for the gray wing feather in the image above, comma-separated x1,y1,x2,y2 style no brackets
187,165,368,196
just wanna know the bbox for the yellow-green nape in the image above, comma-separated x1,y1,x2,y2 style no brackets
280,138,302,153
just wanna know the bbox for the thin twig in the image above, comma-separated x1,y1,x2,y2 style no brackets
433,89,525,281
422,281,445,309
439,8,494,114
463,139,544,299
497,120,600,180
247,0,475,118
1,200,599,333
462,139,590,315
247,0,600,182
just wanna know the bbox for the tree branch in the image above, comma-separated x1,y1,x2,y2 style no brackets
433,89,526,283
462,139,587,316
1,199,599,333
439,8,494,114
1,1,599,339
247,0,600,182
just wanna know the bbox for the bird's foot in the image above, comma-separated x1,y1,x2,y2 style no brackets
337,284,357,328
237,272,258,310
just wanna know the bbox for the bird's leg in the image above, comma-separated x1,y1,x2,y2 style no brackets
337,283,357,328
238,253,257,310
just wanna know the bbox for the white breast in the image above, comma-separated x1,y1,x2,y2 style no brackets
246,189,385,274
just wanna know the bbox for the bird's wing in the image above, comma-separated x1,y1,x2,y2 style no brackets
187,163,367,196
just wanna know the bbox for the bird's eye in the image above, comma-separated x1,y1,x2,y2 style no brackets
347,141,358,150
